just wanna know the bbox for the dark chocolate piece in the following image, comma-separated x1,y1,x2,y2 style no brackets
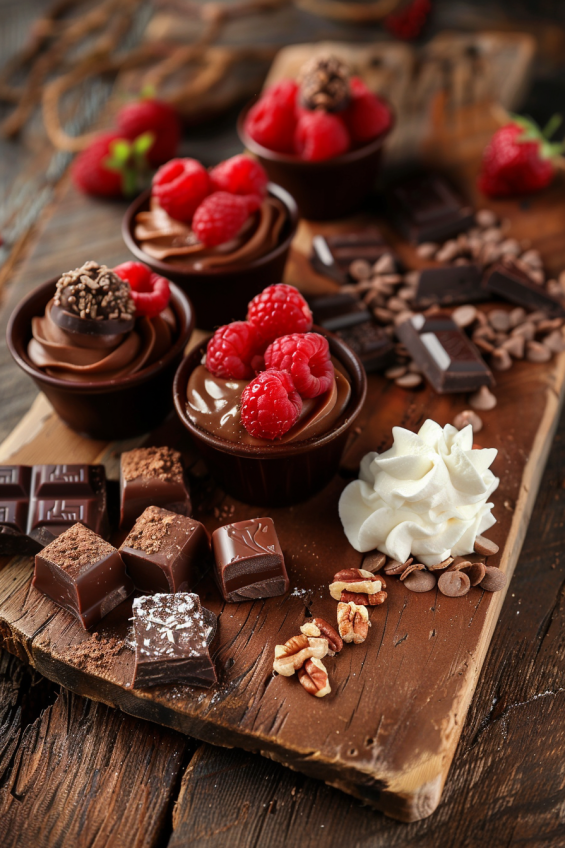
33,523,134,629
415,264,485,306
335,321,395,372
310,230,393,284
484,261,565,317
396,313,493,393
309,293,372,331
212,517,289,603
119,446,191,530
389,173,474,243
120,506,210,593
132,593,217,689
27,464,109,547
0,465,39,555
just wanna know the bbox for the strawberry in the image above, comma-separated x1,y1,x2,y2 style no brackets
116,96,181,167
71,131,153,198
478,115,563,198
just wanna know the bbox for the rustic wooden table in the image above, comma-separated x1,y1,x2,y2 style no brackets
1,3,565,847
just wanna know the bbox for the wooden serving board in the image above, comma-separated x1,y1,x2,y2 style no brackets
2,102,565,822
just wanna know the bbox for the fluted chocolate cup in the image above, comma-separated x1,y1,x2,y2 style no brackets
7,279,194,440
173,330,367,507
237,100,394,221
122,183,298,330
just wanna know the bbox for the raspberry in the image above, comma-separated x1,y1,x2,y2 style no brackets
265,79,299,111
209,154,268,197
71,132,138,198
240,369,302,440
206,321,264,380
264,332,334,399
113,261,170,318
244,90,296,154
116,98,181,166
152,158,211,222
192,192,260,247
247,284,313,345
294,110,350,161
342,78,392,145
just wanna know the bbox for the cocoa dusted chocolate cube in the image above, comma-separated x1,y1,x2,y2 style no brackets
120,506,210,594
132,593,217,689
33,523,134,629
212,517,289,602
119,446,191,530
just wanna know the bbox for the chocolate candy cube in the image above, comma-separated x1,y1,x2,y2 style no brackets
27,463,109,547
132,593,217,689
0,465,37,555
310,230,394,285
120,506,210,593
212,517,289,602
414,264,485,306
388,173,474,243
33,523,134,629
119,446,191,530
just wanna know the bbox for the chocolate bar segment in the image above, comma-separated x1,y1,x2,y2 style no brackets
309,293,372,331
0,466,38,555
310,230,393,284
389,173,474,243
484,260,565,317
309,295,395,372
396,313,493,393
414,264,485,306
33,523,134,629
212,517,289,602
27,463,109,547
119,446,191,530
132,593,217,689
120,506,210,593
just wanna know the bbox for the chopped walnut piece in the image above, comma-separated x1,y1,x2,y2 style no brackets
300,622,321,638
337,602,370,644
329,568,381,600
297,658,331,698
273,635,328,676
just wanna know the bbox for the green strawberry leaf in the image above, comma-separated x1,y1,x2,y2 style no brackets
140,84,156,100
133,132,154,157
508,112,564,159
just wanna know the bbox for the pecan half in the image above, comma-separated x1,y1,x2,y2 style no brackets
297,658,331,698
301,618,343,654
337,601,370,644
273,635,328,676
340,589,387,606
329,568,381,600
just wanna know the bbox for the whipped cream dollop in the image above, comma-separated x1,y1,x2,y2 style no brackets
339,420,499,566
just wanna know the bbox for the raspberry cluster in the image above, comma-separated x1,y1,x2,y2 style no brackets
205,284,336,440
244,57,392,162
151,154,268,247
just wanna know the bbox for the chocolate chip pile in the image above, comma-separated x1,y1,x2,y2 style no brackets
54,260,135,322
363,535,507,598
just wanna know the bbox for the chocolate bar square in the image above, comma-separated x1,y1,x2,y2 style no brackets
132,593,217,689
212,517,289,602
120,506,210,594
414,264,485,306
396,313,493,393
119,446,191,530
389,173,475,243
309,293,372,331
0,465,36,555
484,261,565,317
33,523,134,629
310,230,393,284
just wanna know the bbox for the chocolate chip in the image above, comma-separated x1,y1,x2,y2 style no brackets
469,385,497,411
511,322,536,341
462,561,487,586
362,551,387,573
474,535,499,556
489,309,511,332
384,557,412,576
395,373,423,389
502,334,525,359
349,259,372,281
452,305,477,328
492,348,513,371
427,556,454,571
453,409,483,432
526,341,552,363
384,365,407,380
509,307,527,327
438,571,471,597
400,563,425,580
544,330,565,353
416,242,438,259
373,253,396,274
480,566,507,592
476,209,497,228
404,571,437,593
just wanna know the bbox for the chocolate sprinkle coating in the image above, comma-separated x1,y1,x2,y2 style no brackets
298,55,350,112
53,261,135,322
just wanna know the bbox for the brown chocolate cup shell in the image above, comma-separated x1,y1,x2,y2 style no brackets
7,278,194,441
173,327,367,507
122,183,298,330
237,98,394,221
51,304,135,336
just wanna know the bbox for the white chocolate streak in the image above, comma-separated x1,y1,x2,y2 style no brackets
338,419,499,566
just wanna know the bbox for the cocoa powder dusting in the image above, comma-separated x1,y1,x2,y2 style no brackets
42,523,115,576
121,446,183,483
123,506,179,555
59,631,128,671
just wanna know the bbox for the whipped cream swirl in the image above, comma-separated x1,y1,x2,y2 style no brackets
339,420,499,566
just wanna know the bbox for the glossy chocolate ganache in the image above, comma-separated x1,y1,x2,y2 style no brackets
28,261,176,383
187,359,351,446
134,196,287,269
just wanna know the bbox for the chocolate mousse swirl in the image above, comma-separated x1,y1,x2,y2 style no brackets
135,197,286,269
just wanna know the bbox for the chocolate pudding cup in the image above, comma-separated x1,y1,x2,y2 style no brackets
7,279,194,441
173,329,367,507
122,183,298,330
238,100,394,221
